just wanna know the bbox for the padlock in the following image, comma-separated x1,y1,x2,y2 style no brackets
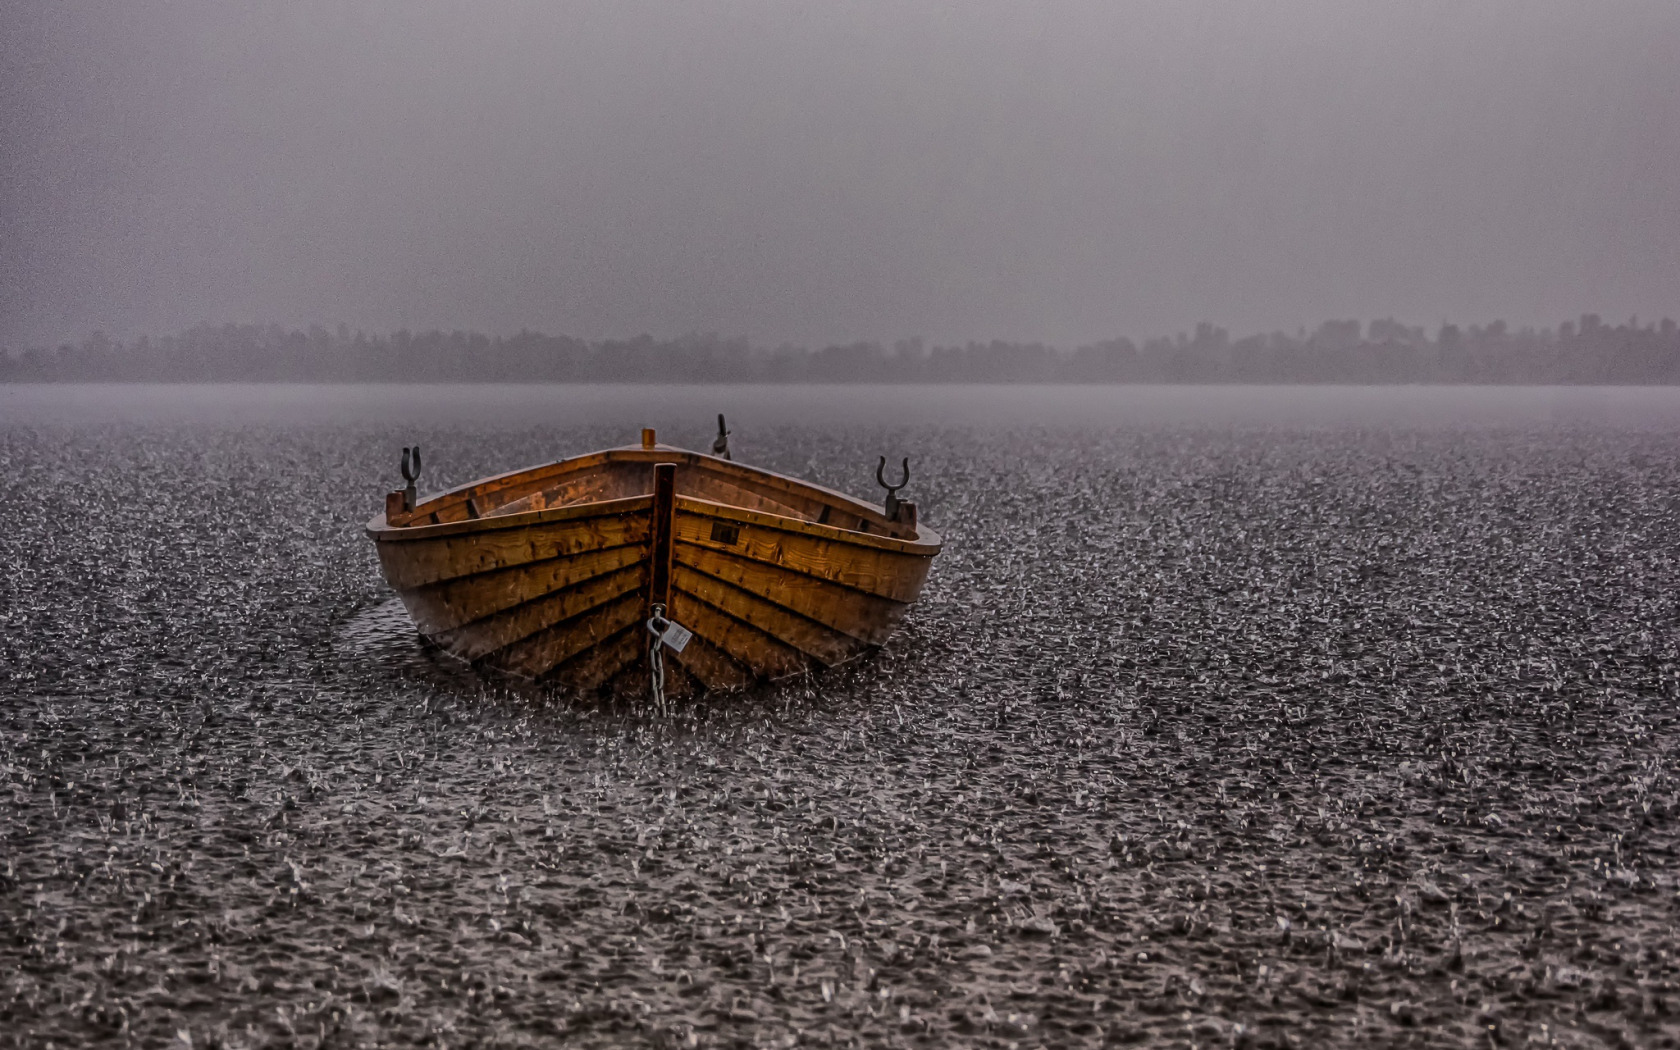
645,612,692,654
658,620,692,654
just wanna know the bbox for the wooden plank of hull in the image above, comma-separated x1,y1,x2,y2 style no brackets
659,657,705,700
401,544,647,635
672,504,932,602
376,502,651,589
667,588,812,679
671,562,863,666
424,562,647,662
601,649,704,702
668,632,756,694
674,544,910,646
674,492,933,555
544,622,644,694
479,590,645,680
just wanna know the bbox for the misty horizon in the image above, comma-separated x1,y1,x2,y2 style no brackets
5,2,1678,353
9,312,1679,385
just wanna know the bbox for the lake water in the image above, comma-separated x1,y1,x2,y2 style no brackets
4,384,1678,1047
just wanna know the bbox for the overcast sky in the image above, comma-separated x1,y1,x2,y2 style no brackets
3,1,1677,349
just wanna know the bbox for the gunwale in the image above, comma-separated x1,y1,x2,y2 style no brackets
365,444,943,553
368,493,653,543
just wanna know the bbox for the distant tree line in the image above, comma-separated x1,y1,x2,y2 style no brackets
4,315,1678,383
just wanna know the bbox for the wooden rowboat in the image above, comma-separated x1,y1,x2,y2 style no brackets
365,428,941,699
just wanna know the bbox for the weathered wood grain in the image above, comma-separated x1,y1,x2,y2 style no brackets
543,622,644,693
674,543,910,645
426,562,646,661
376,500,650,588
669,633,756,693
485,590,645,680
667,588,812,679
401,544,647,634
671,562,864,664
672,509,932,602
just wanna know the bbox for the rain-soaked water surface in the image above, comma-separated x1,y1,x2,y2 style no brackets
4,384,1680,1049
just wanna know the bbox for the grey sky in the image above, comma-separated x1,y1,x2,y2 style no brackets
4,1,1677,349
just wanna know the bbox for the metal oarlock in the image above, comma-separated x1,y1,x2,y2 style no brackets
400,446,423,511
876,455,910,521
712,414,732,460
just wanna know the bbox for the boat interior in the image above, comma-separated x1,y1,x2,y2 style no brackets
385,443,920,541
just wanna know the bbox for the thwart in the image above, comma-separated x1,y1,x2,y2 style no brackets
365,423,941,701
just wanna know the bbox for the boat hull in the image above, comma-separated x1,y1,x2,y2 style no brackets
366,446,939,698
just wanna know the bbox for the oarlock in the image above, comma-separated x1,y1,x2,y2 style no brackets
875,455,915,527
400,446,423,511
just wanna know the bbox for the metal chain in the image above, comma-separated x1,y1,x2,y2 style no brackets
646,602,669,710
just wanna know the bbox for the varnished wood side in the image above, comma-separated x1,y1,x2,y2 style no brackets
543,622,644,693
424,563,646,662
672,504,934,602
671,562,864,663
674,543,910,646
486,590,645,680
400,544,647,634
667,632,755,693
375,503,650,589
374,491,653,542
667,589,811,679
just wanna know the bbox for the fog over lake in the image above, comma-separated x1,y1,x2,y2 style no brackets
5,382,1679,432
